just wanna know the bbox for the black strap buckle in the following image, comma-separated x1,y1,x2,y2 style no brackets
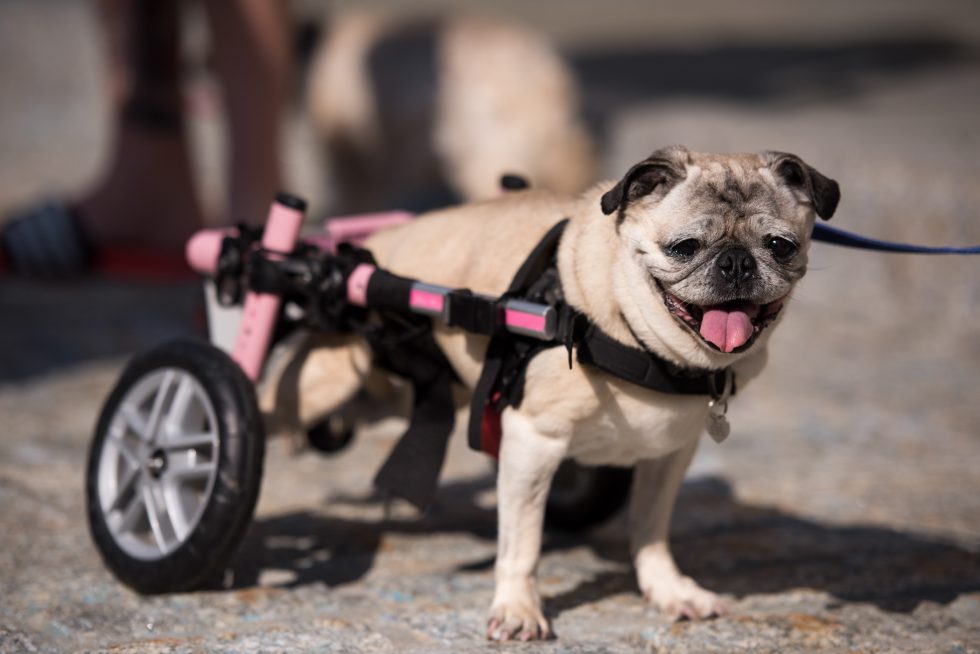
214,224,262,306
445,290,499,335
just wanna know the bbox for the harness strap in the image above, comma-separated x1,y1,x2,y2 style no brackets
466,220,570,452
575,320,729,396
372,366,456,510
368,306,458,511
446,290,498,334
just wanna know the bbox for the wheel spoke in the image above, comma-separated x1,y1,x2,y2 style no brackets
116,486,146,533
142,484,170,553
162,374,199,442
162,483,191,542
164,431,216,451
108,466,140,512
119,404,149,441
110,436,142,470
145,370,178,444
167,457,215,481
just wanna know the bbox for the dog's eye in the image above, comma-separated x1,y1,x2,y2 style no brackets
665,238,701,259
766,236,799,260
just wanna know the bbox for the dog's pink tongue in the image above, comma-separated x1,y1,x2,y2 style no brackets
700,308,755,353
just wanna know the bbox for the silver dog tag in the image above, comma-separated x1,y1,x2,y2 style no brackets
706,369,734,443
706,403,730,443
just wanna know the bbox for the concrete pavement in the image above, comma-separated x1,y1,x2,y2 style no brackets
1,1,978,651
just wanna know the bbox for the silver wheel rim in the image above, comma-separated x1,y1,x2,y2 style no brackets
97,368,220,561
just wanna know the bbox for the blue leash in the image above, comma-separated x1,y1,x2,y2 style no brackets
812,223,980,255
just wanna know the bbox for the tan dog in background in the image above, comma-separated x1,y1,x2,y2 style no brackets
274,146,839,640
307,11,595,212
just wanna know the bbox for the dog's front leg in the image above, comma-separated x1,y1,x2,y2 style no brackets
630,437,727,620
487,411,568,641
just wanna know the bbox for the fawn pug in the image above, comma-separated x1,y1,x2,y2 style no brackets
275,145,839,640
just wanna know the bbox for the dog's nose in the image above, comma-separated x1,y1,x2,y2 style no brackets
715,247,756,283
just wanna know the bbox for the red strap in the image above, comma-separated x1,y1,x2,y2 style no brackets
93,247,195,281
479,392,503,459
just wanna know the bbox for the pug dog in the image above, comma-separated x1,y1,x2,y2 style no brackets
270,145,839,640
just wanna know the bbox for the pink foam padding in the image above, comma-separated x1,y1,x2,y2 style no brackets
294,211,415,253
262,202,305,253
504,309,546,334
346,263,376,306
232,199,305,381
300,211,414,254
409,288,445,314
185,228,234,275
325,211,413,241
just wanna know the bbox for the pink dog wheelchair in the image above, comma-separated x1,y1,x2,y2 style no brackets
85,192,633,594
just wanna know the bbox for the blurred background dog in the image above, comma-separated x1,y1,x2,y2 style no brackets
306,10,596,213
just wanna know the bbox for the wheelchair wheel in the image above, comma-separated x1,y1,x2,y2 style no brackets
86,340,264,594
306,414,355,454
545,461,633,530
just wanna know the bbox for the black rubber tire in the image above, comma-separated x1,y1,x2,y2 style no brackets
545,462,633,531
306,414,355,454
85,340,264,594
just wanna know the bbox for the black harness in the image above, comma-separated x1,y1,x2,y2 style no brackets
372,219,732,508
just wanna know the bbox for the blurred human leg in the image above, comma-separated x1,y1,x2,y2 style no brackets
77,0,203,252
2,0,291,276
203,0,290,226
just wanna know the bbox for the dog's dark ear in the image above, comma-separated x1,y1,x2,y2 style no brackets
767,151,840,220
600,146,689,216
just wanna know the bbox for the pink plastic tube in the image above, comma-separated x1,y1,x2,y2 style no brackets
186,210,414,272
326,211,413,241
304,210,414,253
185,228,233,276
232,195,306,381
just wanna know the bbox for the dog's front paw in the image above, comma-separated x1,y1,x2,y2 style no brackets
486,600,551,642
644,575,728,621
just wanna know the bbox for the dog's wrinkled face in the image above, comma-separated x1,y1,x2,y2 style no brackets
602,146,840,354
